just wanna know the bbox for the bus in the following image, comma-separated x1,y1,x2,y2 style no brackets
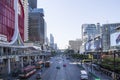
36,61,44,69
45,61,50,67
19,65,36,78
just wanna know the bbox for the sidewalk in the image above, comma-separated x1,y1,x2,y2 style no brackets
82,64,112,80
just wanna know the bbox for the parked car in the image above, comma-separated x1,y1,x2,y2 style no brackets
80,70,88,80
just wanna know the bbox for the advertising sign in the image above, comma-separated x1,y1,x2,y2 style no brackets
85,42,91,51
94,39,101,50
90,41,95,50
110,32,120,46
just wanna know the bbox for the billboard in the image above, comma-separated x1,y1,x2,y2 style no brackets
110,32,120,46
94,39,101,50
85,42,91,51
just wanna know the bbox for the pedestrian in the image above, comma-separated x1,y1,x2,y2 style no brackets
0,67,2,71
100,70,102,75
40,69,42,72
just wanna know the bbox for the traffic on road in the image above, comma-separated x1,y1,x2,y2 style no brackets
6,54,112,80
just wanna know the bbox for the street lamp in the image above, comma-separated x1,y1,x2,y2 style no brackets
110,49,117,80
113,50,116,80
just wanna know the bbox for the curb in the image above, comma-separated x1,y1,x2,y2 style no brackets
89,71,99,78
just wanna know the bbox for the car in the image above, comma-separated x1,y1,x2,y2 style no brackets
66,57,70,59
45,61,50,67
36,73,42,80
56,66,60,69
63,64,66,67
80,70,88,80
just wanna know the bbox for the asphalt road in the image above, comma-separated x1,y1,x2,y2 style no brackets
28,56,81,80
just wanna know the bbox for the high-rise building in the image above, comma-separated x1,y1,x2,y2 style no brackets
28,0,37,9
0,0,15,42
54,43,58,50
22,0,29,41
69,39,82,53
102,23,120,51
50,34,54,49
44,21,47,45
29,8,45,44
81,23,100,53
50,34,54,44
81,24,98,42
96,23,101,34
0,0,24,45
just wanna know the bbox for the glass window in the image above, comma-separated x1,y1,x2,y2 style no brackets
8,19,9,27
0,24,1,33
3,16,4,25
1,25,4,34
5,16,6,26
0,14,2,23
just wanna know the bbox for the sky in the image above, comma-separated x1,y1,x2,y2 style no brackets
37,0,120,49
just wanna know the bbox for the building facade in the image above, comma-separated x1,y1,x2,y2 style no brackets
29,8,45,45
81,23,101,53
22,0,29,41
50,34,54,49
81,24,98,42
0,0,15,42
0,0,24,43
28,0,37,9
0,0,25,75
69,39,82,53
102,23,120,51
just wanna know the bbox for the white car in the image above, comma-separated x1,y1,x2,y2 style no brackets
80,70,88,80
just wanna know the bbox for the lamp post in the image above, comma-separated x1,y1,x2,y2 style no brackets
113,50,116,80
90,52,93,72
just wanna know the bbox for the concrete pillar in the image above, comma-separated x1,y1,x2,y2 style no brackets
42,55,44,61
21,57,23,68
8,58,11,74
0,47,3,56
27,56,31,65
35,56,37,62
39,56,41,60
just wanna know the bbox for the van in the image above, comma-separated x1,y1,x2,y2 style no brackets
80,70,88,80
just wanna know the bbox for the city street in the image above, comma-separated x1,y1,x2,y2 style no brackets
2,55,113,80
0,0,120,80
28,56,81,80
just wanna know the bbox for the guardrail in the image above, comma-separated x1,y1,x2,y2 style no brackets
100,68,120,80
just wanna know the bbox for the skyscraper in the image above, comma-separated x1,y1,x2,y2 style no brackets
22,0,29,41
0,0,24,44
50,34,54,49
102,23,120,51
69,39,82,53
28,0,37,9
29,8,45,44
81,24,98,42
